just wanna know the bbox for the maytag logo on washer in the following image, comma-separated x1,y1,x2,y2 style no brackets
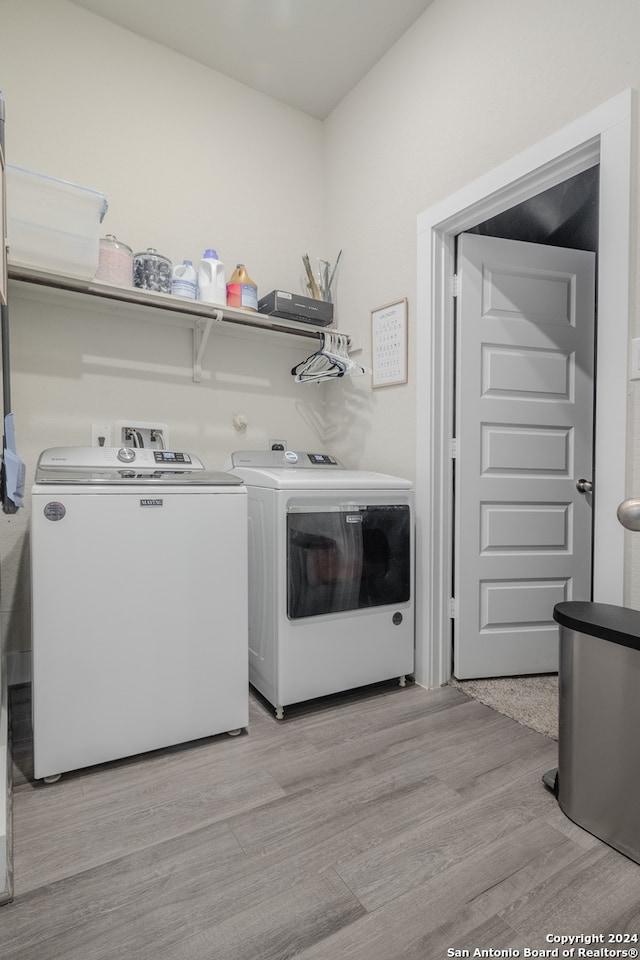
140,498,163,507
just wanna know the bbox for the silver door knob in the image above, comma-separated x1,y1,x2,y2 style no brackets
576,478,593,494
617,498,640,531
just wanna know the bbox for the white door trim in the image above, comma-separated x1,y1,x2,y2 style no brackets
415,88,634,688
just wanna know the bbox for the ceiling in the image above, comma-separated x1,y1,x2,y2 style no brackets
69,0,433,119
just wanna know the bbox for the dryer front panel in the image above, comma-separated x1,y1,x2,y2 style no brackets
286,503,411,619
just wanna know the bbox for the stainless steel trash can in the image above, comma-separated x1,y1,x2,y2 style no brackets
548,601,640,865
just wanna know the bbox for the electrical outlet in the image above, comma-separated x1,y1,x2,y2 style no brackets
269,439,287,451
91,423,112,447
115,420,170,449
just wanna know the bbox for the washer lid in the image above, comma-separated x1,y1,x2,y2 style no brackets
34,446,244,485
33,468,244,486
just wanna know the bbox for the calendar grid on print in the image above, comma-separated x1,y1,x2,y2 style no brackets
371,298,407,387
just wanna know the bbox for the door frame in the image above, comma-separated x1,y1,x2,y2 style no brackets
415,88,634,688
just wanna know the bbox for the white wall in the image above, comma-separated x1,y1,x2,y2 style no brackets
0,0,331,679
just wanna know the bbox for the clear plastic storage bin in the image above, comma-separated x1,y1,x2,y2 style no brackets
6,164,108,278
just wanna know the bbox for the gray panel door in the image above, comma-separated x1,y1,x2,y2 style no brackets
454,233,595,679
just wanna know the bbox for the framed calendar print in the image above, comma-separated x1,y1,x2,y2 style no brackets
371,297,407,387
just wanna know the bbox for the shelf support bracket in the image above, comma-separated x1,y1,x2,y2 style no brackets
193,311,222,382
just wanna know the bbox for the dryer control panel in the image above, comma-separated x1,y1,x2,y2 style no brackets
305,453,338,465
229,450,343,470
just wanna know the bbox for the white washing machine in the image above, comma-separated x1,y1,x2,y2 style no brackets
31,446,248,781
227,450,414,718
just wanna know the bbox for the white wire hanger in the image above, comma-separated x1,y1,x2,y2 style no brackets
291,332,368,384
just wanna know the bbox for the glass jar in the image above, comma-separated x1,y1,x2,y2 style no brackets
96,234,133,286
133,248,172,294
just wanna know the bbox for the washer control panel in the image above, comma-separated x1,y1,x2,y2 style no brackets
117,448,194,465
154,451,193,464
36,446,203,473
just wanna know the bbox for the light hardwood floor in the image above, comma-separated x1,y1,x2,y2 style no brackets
3,680,640,959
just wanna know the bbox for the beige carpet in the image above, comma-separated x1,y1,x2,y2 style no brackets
449,674,559,740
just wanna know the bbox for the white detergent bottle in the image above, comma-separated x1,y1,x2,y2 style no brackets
171,259,197,299
197,249,226,305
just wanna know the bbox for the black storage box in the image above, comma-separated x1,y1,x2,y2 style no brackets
258,290,333,326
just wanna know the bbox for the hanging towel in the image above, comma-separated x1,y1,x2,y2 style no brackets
3,413,25,509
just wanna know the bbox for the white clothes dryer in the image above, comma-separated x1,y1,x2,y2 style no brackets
31,446,248,781
227,450,414,718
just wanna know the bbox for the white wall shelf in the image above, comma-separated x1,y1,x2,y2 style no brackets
8,264,341,382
